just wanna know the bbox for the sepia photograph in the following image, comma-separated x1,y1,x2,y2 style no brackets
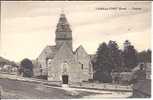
0,1,152,99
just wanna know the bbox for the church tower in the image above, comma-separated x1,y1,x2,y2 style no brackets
55,13,72,50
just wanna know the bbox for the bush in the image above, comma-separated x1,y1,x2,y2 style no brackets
20,58,33,77
94,71,112,83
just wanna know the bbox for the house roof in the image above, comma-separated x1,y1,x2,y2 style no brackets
132,63,151,73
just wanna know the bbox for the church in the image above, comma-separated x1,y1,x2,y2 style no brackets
36,13,93,84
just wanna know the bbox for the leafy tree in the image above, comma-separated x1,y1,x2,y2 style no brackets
108,41,123,72
0,56,18,67
20,58,33,77
138,49,151,63
123,41,138,69
93,40,149,82
94,42,112,82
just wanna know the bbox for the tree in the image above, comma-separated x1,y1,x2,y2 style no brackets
123,40,138,69
108,41,123,72
94,42,112,83
20,58,33,77
138,49,151,63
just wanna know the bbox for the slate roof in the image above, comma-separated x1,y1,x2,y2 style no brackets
56,13,72,33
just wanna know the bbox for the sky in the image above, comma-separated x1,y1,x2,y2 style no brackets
0,1,151,62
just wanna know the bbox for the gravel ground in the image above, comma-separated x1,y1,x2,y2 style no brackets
0,78,95,99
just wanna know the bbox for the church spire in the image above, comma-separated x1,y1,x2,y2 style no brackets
55,13,72,50
56,13,71,33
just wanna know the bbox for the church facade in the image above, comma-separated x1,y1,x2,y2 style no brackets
36,13,93,84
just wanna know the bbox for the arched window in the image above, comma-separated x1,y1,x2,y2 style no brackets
40,64,42,75
81,64,84,70
61,62,68,75
79,62,84,70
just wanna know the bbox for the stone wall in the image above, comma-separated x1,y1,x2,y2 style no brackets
48,43,92,83
68,63,83,83
75,46,92,81
48,43,75,82
37,46,54,76
69,82,132,91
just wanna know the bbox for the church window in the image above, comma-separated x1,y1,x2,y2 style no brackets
81,64,84,70
40,65,42,75
79,62,84,70
63,63,68,72
62,62,68,75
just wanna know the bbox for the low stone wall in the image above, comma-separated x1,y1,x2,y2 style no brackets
0,71,17,75
0,73,61,87
69,82,132,92
0,73,132,92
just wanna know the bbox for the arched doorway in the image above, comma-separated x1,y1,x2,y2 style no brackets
62,75,68,84
61,62,69,84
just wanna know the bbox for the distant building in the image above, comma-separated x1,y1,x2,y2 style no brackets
111,71,132,84
0,64,17,74
145,63,151,79
132,62,151,98
111,63,151,85
36,13,93,84
132,63,151,80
